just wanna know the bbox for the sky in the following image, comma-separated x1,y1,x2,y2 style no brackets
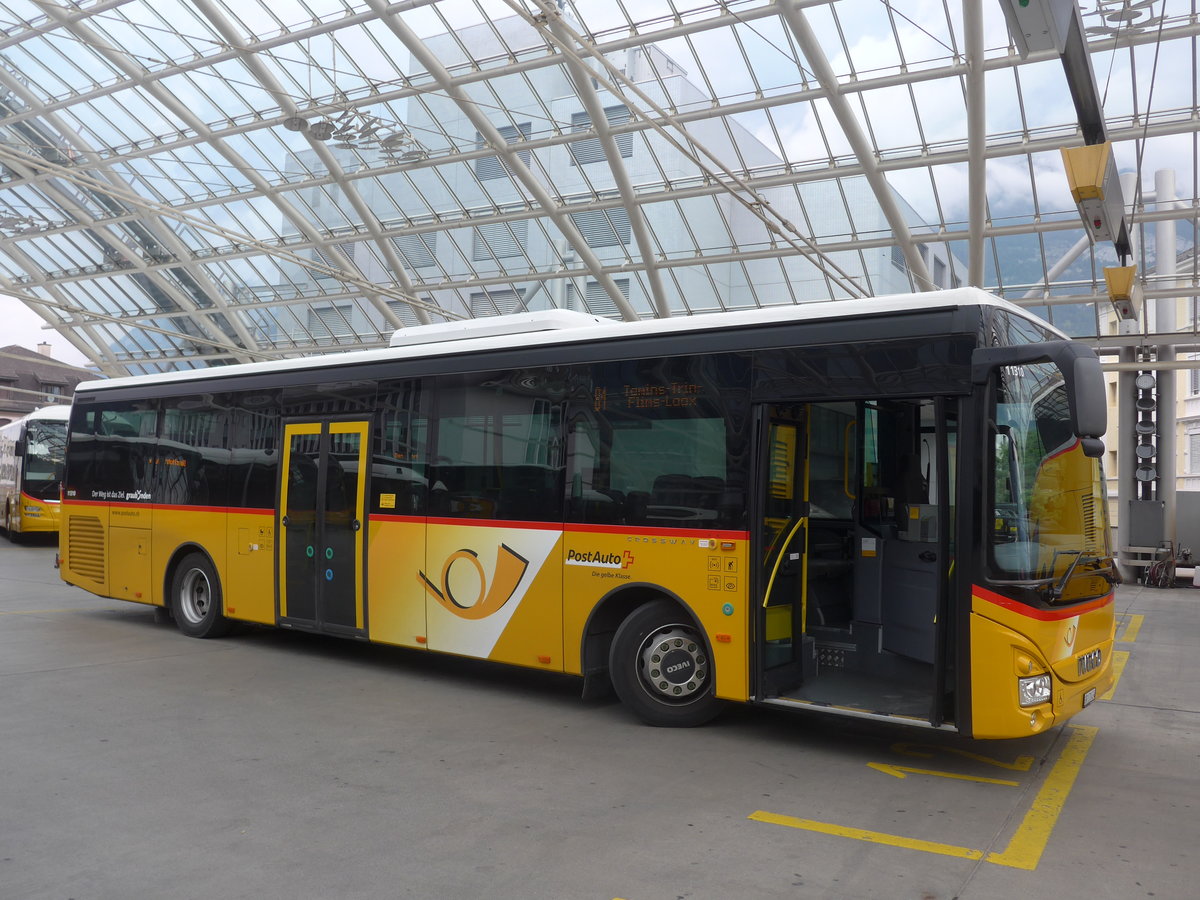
2,295,90,367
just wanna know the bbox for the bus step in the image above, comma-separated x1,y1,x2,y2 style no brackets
816,641,855,670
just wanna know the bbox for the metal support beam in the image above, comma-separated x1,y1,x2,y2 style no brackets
4,4,1192,172
190,0,424,328
366,0,639,321
777,0,935,291
965,0,986,287
1116,345,1135,581
1156,169,1179,551
33,0,440,341
542,6,670,317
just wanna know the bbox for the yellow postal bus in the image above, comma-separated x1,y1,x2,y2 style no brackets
1,404,70,540
59,290,1115,738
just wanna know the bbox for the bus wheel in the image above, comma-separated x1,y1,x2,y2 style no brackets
170,552,232,639
4,505,21,544
609,599,722,727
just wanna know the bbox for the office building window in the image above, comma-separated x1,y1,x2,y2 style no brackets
570,208,631,248
567,278,629,318
470,288,525,316
473,220,529,261
475,123,532,180
390,233,436,269
570,106,633,165
308,303,354,344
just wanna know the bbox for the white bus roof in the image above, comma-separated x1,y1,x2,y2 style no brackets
77,288,1054,394
16,405,72,423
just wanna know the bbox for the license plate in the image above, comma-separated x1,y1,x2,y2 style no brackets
1083,687,1097,708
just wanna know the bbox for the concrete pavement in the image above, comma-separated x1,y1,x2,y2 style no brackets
1,536,1196,899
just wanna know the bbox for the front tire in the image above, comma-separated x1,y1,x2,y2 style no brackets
170,552,232,638
609,599,722,727
4,502,22,543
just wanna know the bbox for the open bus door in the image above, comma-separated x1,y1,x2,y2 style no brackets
279,420,369,637
758,405,814,697
755,399,957,727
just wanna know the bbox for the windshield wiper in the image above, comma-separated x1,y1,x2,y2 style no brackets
1048,551,1119,600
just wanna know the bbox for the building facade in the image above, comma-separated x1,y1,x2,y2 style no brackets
270,15,964,347
0,344,95,425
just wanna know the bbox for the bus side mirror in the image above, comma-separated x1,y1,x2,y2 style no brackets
13,438,25,457
971,340,1106,457
1068,352,1107,438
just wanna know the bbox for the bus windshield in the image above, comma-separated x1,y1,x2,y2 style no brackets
989,361,1112,600
22,419,68,500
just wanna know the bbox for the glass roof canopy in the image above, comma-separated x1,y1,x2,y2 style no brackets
0,0,1196,376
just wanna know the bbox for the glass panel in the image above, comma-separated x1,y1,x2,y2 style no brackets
807,402,856,520
861,399,942,541
158,395,229,507
72,402,160,503
375,382,428,517
322,429,361,629
989,363,1112,600
431,371,565,522
566,355,750,530
21,419,67,500
284,431,321,622
228,393,279,510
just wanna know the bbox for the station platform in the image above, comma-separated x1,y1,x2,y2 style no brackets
1,535,1197,899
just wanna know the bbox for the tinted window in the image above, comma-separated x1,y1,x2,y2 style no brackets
21,419,67,500
374,380,428,516
567,355,750,529
158,395,230,507
66,402,159,503
429,370,566,522
229,392,280,510
281,380,375,418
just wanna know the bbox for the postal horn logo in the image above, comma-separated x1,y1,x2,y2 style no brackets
419,543,529,620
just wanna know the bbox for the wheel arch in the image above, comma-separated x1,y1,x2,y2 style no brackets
579,581,708,694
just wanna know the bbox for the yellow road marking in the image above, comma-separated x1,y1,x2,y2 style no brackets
1118,614,1144,643
890,743,1033,771
867,762,1019,786
748,811,984,860
986,725,1097,869
1100,650,1129,701
753,725,1098,872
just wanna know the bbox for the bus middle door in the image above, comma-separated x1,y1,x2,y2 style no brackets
279,420,369,636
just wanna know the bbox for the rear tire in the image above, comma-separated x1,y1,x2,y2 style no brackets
4,504,22,544
609,599,722,727
170,552,232,638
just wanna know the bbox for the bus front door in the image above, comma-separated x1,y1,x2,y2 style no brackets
279,420,369,636
758,404,814,697
756,398,954,725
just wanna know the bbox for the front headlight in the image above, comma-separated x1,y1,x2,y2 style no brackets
1018,673,1052,707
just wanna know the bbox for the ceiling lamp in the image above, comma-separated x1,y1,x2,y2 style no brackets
280,109,392,150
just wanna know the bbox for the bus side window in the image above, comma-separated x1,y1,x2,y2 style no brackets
567,356,749,530
567,417,624,524
429,371,564,523
229,397,280,511
377,383,428,517
94,403,159,502
159,396,229,507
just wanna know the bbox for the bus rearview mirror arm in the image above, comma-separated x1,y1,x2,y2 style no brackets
971,341,1106,458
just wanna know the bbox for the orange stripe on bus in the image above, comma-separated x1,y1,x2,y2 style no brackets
567,522,750,540
62,500,274,516
973,584,1114,621
20,491,60,505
